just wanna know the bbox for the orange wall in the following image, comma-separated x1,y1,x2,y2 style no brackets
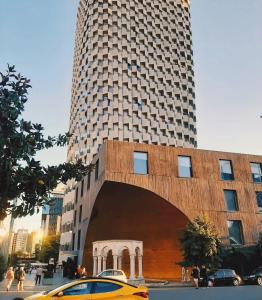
83,182,189,280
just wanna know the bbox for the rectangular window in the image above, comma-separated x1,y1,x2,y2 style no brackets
95,160,99,180
79,205,82,223
72,233,75,251
256,192,262,213
87,172,91,190
251,163,262,183
224,190,238,212
220,160,234,181
227,220,244,245
178,156,192,178
80,180,84,197
75,187,79,203
73,210,77,227
77,230,81,250
134,152,148,175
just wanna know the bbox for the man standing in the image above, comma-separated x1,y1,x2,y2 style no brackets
35,266,43,285
200,265,208,287
17,267,26,292
191,266,200,289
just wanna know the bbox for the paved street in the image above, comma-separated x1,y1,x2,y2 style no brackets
150,286,262,300
0,286,261,300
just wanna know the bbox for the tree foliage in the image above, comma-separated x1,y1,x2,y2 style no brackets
180,215,221,267
40,235,60,263
0,65,92,220
0,253,7,281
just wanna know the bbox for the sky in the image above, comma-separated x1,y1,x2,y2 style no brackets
1,0,262,231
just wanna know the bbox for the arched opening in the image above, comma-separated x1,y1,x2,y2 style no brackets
83,182,190,279
120,248,130,277
106,249,113,270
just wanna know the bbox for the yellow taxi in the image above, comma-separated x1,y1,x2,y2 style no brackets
25,278,149,300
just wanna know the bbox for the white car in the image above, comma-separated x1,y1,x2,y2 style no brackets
97,269,127,283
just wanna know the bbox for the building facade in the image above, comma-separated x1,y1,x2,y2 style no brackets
41,191,64,238
68,0,197,165
12,229,29,254
63,141,262,279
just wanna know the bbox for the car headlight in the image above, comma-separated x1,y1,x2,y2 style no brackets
249,275,255,278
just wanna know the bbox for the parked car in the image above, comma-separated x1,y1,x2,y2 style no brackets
243,267,262,285
97,269,128,283
24,278,149,299
208,269,242,287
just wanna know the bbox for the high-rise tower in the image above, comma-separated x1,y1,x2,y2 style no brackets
68,0,197,164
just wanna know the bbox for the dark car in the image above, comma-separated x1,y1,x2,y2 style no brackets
243,267,262,285
208,269,242,287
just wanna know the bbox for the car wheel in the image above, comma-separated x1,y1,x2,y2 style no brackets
208,280,214,287
257,277,262,286
233,279,239,286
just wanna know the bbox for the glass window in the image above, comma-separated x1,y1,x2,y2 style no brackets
134,152,148,175
87,172,91,190
81,180,84,197
214,270,224,278
224,190,238,211
178,156,192,178
79,205,82,223
251,163,262,183
256,192,262,213
93,282,122,294
72,233,75,251
220,160,234,181
77,230,81,250
227,220,244,245
95,160,99,180
63,283,92,296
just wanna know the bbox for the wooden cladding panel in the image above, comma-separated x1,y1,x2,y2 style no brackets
104,141,262,245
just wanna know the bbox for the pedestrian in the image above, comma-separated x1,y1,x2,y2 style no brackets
191,265,200,289
35,266,43,285
200,265,208,287
75,265,82,279
5,267,14,291
17,267,26,292
181,267,186,282
81,266,87,278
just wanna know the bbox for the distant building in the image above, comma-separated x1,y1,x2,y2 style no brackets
26,231,38,256
12,229,28,254
41,186,65,237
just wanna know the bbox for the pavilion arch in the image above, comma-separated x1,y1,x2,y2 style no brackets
83,181,190,279
92,240,143,280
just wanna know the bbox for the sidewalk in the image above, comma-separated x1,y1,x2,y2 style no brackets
0,270,69,292
0,271,193,291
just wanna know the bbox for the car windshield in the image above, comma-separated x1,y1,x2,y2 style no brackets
252,267,262,274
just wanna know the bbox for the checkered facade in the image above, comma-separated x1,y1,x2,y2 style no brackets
68,0,197,164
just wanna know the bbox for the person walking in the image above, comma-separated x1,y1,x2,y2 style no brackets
81,266,87,278
200,265,208,287
35,266,43,285
5,267,14,291
191,265,200,289
17,267,26,292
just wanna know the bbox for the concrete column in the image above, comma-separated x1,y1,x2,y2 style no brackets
97,256,102,274
118,256,122,270
113,255,118,270
93,256,97,276
130,254,135,280
138,255,143,279
102,256,107,271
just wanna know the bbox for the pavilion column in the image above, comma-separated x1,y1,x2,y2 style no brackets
129,254,135,280
138,255,143,279
102,256,107,271
93,256,97,276
113,255,118,270
118,256,122,270
97,255,102,274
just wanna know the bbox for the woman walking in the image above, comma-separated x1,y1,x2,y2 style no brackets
5,267,14,291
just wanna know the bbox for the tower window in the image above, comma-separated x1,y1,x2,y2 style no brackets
134,152,148,175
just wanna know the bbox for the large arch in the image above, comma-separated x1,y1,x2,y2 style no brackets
83,181,190,279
